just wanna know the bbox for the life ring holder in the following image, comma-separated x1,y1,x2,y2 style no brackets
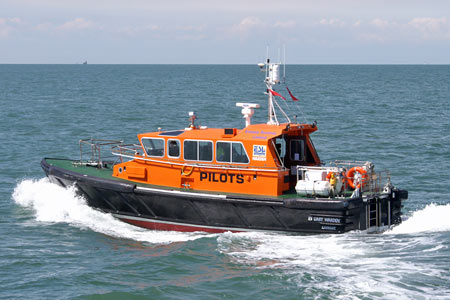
346,167,368,189
181,165,194,176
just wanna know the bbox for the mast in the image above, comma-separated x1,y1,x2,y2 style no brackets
265,58,281,125
258,51,291,125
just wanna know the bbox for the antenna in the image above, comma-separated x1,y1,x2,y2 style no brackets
257,46,292,125
283,44,286,83
266,54,282,125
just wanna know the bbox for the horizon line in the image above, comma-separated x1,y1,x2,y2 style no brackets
1,63,449,65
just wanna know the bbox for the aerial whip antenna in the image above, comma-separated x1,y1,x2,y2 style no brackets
283,44,286,84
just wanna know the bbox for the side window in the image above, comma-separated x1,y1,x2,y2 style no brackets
168,139,180,158
184,140,213,161
216,141,249,164
216,142,231,162
142,138,164,157
290,139,304,161
184,140,198,160
199,141,213,161
232,143,249,163
275,137,286,158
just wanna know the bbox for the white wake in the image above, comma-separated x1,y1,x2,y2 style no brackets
12,178,450,299
387,203,450,234
216,203,450,299
12,178,207,244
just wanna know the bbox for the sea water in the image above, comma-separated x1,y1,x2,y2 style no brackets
1,64,449,299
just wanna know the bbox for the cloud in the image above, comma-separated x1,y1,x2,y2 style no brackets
228,17,298,40
233,16,264,33
118,24,161,36
0,17,24,37
142,25,160,31
356,17,450,43
370,18,390,29
408,17,447,31
407,17,450,40
318,18,345,27
225,16,266,40
357,33,386,43
118,24,207,40
35,22,52,31
273,20,296,29
0,22,10,37
8,17,23,24
173,25,206,40
352,20,362,27
59,18,95,30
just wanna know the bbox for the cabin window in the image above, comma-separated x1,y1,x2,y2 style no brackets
275,137,286,158
142,138,164,157
216,142,231,162
216,141,249,164
232,143,249,163
199,141,213,161
183,140,213,162
290,139,304,161
184,140,197,160
305,138,319,164
274,137,287,166
168,139,180,158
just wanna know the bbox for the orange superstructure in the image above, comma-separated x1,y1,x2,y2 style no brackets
112,122,320,196
111,57,323,197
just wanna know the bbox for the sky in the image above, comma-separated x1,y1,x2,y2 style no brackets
1,0,449,64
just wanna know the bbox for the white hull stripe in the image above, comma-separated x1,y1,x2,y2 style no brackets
135,186,227,199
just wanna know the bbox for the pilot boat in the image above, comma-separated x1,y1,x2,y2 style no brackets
41,60,407,234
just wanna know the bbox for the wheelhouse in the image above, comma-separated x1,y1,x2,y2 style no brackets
111,122,321,196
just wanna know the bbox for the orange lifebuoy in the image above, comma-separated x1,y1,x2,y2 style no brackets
346,167,368,189
181,165,194,176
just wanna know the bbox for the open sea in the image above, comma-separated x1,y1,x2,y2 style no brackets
1,64,449,299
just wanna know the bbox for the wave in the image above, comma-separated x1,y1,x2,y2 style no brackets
387,203,450,234
12,178,450,299
12,178,208,244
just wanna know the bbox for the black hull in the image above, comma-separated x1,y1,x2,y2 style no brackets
41,158,405,234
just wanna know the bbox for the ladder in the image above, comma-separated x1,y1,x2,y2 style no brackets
367,198,379,229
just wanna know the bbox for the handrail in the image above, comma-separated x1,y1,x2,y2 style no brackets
111,144,144,164
295,162,391,196
329,160,372,168
78,138,123,168
110,150,285,173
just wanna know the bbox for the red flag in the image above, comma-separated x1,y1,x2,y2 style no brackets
269,89,286,100
286,86,299,101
